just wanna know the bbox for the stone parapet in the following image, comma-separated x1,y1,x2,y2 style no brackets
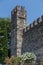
23,15,43,33
11,5,26,15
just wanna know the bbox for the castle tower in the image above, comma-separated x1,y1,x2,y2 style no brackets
11,5,26,56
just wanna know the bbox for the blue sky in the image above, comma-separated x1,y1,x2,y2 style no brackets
0,0,43,24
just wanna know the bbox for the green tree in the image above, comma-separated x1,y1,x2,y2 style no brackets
0,18,11,63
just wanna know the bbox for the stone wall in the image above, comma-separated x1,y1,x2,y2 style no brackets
21,15,43,62
11,5,43,62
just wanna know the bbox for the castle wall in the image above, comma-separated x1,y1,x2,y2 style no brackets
11,5,43,62
22,15,43,62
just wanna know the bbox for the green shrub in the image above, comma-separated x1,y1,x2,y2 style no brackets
20,52,36,63
4,52,36,65
14,57,22,64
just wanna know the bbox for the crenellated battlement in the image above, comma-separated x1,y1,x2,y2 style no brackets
23,15,43,33
11,5,26,15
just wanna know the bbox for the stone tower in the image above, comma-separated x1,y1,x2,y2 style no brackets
11,5,26,56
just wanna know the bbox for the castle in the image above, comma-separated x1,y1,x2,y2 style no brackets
10,5,43,62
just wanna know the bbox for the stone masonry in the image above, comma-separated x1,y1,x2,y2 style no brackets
11,5,43,61
22,16,43,62
11,5,26,56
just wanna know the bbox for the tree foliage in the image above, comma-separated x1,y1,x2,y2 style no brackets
0,18,11,63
